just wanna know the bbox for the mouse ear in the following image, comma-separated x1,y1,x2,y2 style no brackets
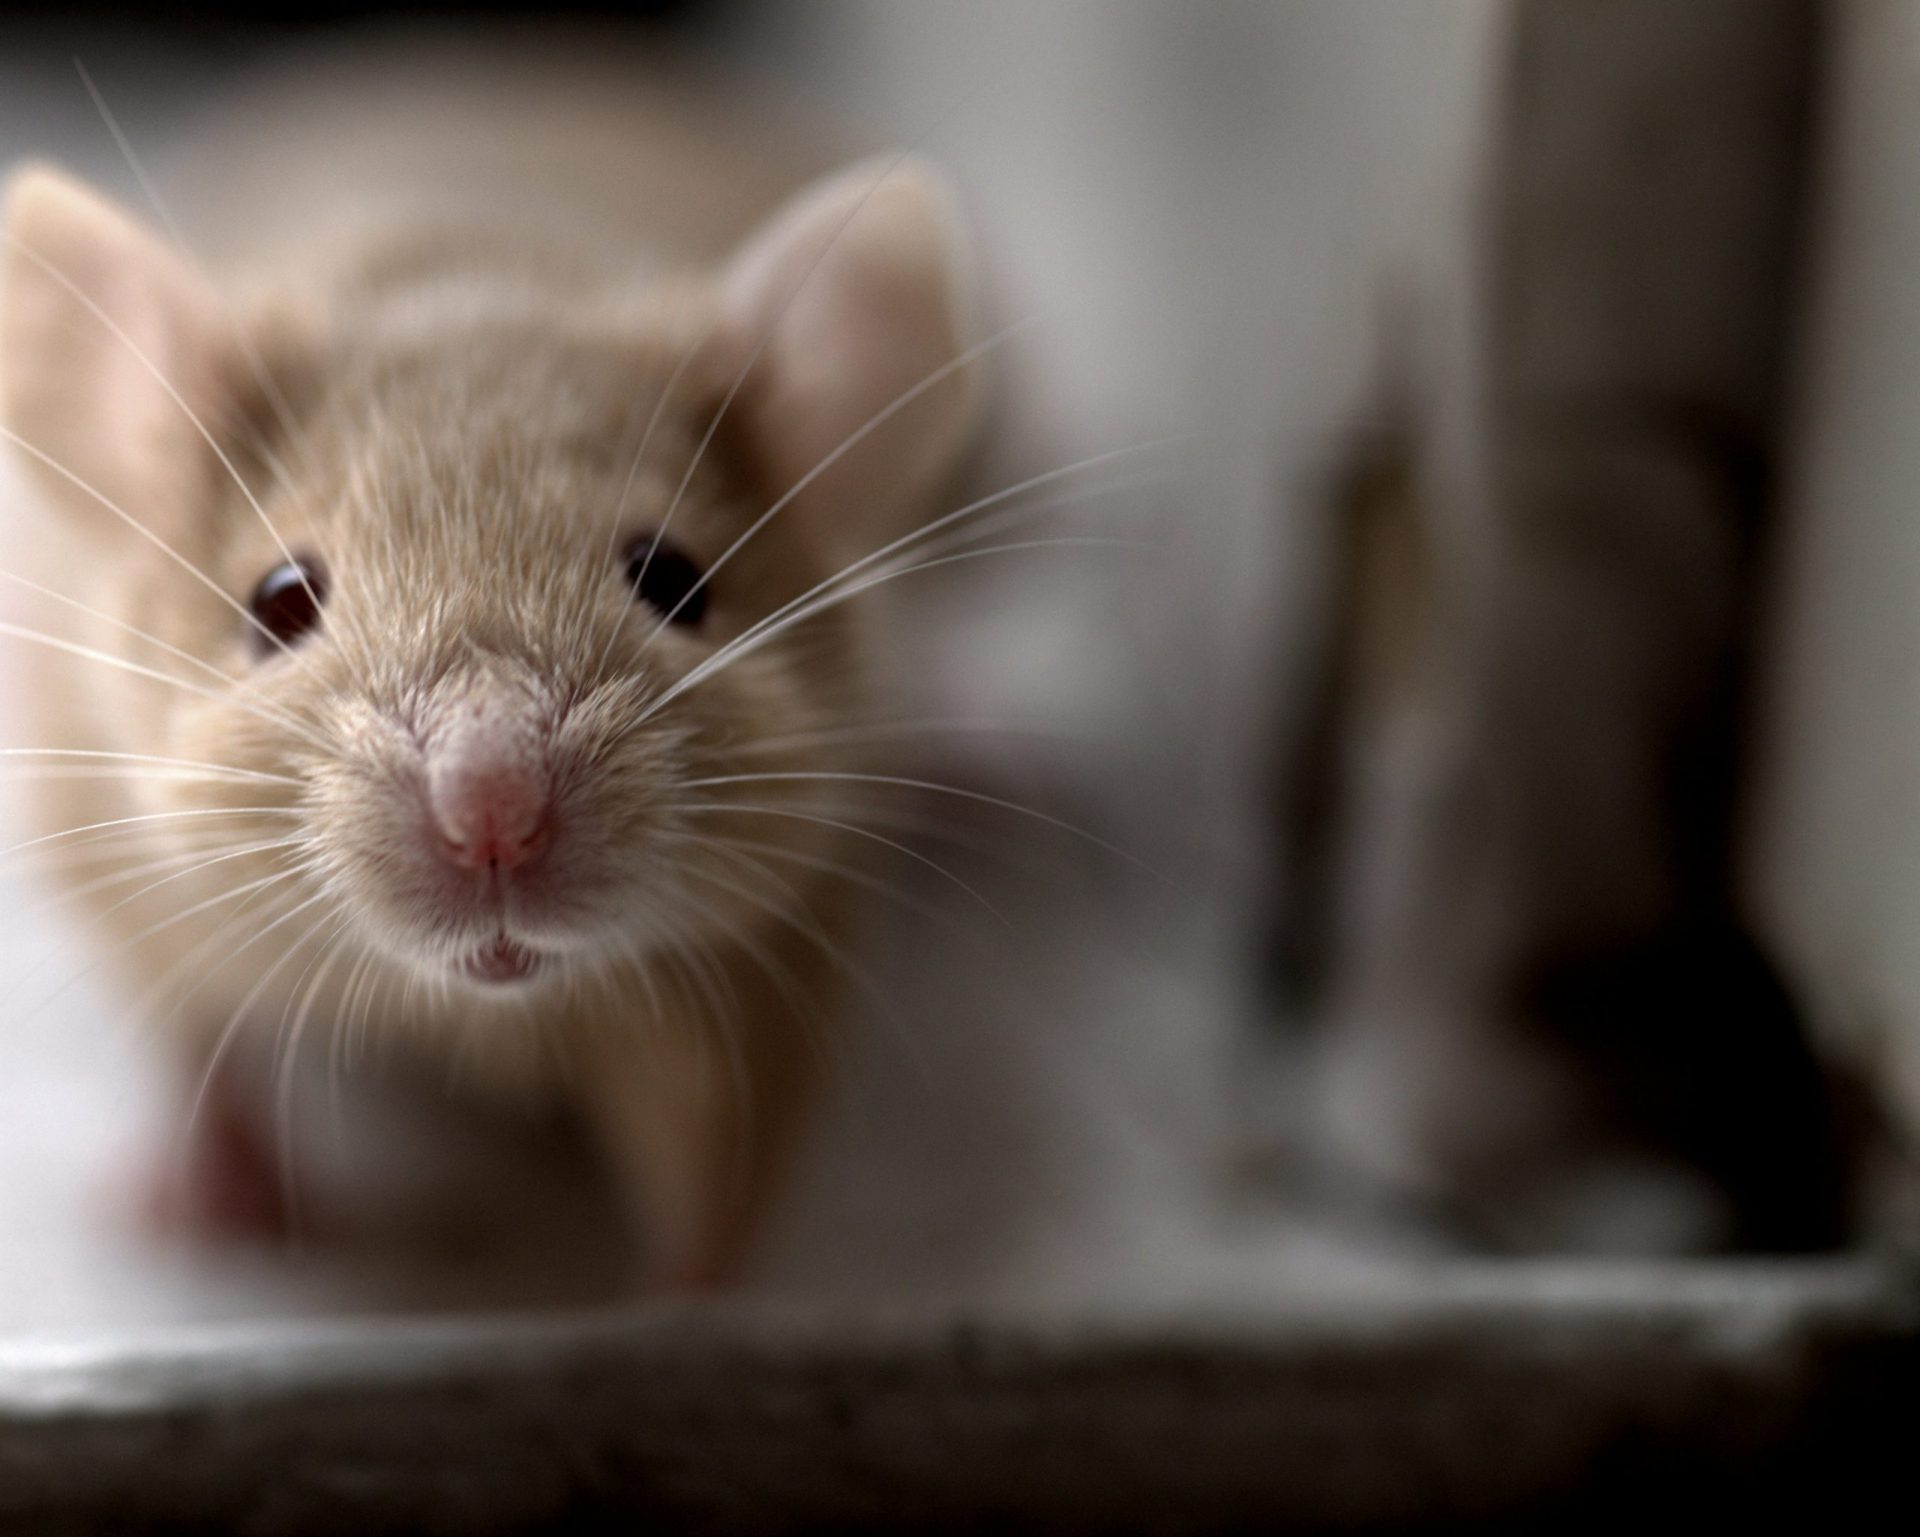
0,164,240,543
710,155,983,558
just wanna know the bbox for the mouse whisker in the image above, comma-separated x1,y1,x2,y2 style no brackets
673,799,1008,925
662,825,1016,974
0,567,335,752
270,909,359,1235
676,844,914,1080
103,858,312,971
1,836,308,1013
681,767,1156,879
640,904,755,1125
668,903,747,1025
684,781,1036,864
73,60,313,504
0,747,296,780
579,906,669,1040
2,234,328,655
598,899,741,1115
636,440,1175,722
584,312,726,683
37,834,301,905
98,881,302,1057
333,941,384,1078
180,891,342,1170
82,836,310,933
0,424,312,670
0,613,336,755
632,150,949,654
706,531,1134,689
732,715,1076,758
157,867,332,1031
0,769,288,795
21,835,304,928
662,867,835,1063
0,804,304,872
0,815,274,879
681,848,871,1004
14,854,311,1033
655,825,973,940
639,315,1042,651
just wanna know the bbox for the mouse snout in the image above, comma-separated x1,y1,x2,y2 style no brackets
428,751,550,872
422,687,553,874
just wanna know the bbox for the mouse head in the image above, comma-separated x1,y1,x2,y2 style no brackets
0,157,980,1005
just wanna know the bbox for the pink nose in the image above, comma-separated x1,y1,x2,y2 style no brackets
428,754,550,873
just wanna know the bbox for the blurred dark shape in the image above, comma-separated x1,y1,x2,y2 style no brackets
1263,0,1855,1252
1528,918,1860,1253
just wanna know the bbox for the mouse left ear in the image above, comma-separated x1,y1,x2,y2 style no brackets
0,164,241,544
710,155,984,558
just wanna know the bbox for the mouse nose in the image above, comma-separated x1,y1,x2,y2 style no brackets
427,751,550,873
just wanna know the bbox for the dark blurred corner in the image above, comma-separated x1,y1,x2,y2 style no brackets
1488,0,1850,1249
1265,0,1858,1252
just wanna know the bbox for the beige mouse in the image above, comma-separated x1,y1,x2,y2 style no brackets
0,59,982,1288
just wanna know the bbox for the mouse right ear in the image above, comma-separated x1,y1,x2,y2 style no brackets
0,164,241,544
707,155,984,560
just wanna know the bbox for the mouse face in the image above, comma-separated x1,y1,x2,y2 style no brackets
181,304,850,997
1,158,980,1021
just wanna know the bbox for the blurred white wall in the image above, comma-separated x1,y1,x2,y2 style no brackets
1751,0,1920,1138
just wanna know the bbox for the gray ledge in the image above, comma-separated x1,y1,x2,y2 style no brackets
1,1259,1915,1532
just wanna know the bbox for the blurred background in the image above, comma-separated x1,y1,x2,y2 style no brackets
0,0,1912,1339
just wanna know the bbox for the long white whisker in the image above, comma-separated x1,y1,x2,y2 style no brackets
127,877,302,1015
2,233,327,626
153,873,330,1039
0,748,298,785
0,617,324,745
183,893,339,1160
0,425,305,665
673,799,1007,923
733,715,1069,758
0,814,263,873
3,836,306,1014
656,825,983,946
0,806,301,867
680,769,1158,878
73,56,306,468
642,902,753,1115
666,861,830,1031
675,844,910,1067
641,440,1179,722
14,857,306,1027
0,567,332,750
57,834,304,906
271,911,356,1236
647,536,1126,730
643,314,1042,644
585,313,726,679
632,146,937,653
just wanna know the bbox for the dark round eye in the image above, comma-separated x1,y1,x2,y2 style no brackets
623,534,707,627
248,555,328,656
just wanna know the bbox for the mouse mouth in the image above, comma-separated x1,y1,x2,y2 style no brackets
461,933,543,986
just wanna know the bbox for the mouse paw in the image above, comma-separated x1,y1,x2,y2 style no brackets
138,1080,292,1244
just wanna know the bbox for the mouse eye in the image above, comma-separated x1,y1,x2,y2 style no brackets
623,534,707,627
248,555,328,656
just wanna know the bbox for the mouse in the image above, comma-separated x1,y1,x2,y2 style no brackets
0,50,983,1290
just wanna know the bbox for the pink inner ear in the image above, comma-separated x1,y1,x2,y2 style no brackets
1,165,238,538
713,157,983,554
